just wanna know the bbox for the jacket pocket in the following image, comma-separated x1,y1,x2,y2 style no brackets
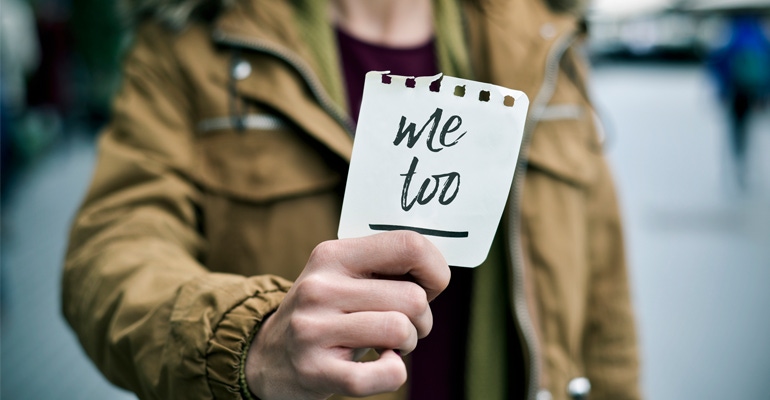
525,103,601,188
192,111,343,202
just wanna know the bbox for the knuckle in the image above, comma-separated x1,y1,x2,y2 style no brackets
294,356,324,385
308,240,340,266
341,369,373,397
402,283,429,316
385,361,408,389
384,312,413,344
339,353,406,396
294,274,331,306
395,230,430,261
349,359,406,395
288,314,321,343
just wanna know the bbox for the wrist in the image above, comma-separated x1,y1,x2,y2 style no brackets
240,326,261,400
241,311,279,400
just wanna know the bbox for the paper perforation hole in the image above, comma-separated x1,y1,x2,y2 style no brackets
406,77,416,88
430,77,442,92
381,74,392,84
454,85,466,97
479,90,490,102
503,95,515,107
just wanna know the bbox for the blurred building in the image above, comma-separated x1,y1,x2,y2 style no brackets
586,0,770,59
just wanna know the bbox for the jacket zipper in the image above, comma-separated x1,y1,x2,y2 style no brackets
510,29,577,400
212,29,356,137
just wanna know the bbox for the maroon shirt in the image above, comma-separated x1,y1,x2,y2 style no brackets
337,28,440,123
337,27,474,400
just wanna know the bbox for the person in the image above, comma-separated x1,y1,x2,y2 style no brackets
71,0,126,127
62,0,641,399
708,14,770,189
0,0,40,195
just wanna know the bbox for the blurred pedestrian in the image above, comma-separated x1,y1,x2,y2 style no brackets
0,0,40,196
25,0,74,118
708,14,770,189
71,0,126,129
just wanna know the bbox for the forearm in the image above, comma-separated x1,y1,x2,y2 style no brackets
62,134,292,399
64,226,291,399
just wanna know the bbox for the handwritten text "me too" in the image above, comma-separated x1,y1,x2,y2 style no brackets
394,107,467,212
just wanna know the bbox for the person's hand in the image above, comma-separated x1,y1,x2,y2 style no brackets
244,231,450,400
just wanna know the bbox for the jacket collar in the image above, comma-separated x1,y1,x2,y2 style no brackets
464,0,577,96
208,0,584,181
122,0,586,29
212,0,308,56
211,0,356,161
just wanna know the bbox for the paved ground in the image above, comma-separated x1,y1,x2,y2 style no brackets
594,61,770,400
1,61,768,399
1,134,136,399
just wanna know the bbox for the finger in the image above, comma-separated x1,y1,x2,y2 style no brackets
321,311,419,354
310,231,450,301
322,349,407,397
293,275,433,337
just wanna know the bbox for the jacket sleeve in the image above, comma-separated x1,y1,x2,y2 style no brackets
62,23,291,400
582,155,642,400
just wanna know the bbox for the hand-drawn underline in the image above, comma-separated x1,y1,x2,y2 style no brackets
368,224,469,238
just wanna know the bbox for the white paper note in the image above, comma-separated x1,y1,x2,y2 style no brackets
338,72,529,267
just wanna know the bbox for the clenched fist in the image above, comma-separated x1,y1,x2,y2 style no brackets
244,231,450,400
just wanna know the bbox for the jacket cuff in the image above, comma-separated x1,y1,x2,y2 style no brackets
205,276,291,399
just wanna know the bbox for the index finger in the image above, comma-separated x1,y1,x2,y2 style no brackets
309,231,450,301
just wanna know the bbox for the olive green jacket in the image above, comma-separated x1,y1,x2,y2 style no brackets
63,1,641,399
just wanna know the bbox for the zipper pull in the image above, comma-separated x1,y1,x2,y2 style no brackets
567,377,591,400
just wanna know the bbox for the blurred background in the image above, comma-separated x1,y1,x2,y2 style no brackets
1,0,769,398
